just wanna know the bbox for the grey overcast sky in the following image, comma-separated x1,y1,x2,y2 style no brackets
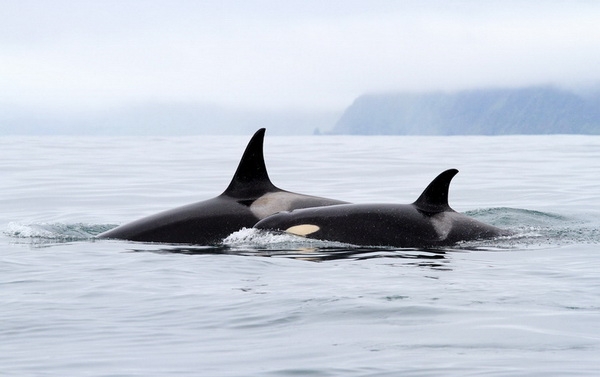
2,0,600,112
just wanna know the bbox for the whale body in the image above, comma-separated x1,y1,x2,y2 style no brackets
98,129,348,245
254,169,510,248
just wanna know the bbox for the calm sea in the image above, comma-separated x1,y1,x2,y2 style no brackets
1,134,599,376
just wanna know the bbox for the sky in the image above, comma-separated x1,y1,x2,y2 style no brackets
2,0,600,114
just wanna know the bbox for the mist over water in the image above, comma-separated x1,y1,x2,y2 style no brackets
1,134,599,376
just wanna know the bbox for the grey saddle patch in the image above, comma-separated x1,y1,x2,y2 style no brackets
250,192,300,219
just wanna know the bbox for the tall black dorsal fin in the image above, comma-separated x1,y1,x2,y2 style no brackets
412,169,459,213
222,128,279,198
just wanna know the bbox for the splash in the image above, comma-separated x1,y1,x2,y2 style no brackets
223,227,352,249
4,222,116,243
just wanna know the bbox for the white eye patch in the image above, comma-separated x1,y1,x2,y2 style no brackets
285,224,320,236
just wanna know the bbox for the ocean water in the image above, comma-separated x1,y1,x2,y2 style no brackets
1,133,599,376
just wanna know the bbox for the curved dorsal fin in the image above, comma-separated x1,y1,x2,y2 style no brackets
222,128,279,198
412,169,458,213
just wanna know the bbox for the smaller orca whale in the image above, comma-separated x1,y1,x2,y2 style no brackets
254,169,511,248
98,129,348,245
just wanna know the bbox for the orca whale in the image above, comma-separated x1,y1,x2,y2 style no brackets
98,129,348,245
254,169,511,248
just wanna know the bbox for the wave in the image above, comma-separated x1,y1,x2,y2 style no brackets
466,207,600,247
4,222,116,243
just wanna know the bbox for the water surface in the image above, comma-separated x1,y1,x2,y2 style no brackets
1,134,599,376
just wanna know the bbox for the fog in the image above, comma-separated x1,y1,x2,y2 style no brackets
2,0,599,133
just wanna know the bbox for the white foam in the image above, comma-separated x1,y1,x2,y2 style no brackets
223,227,306,247
4,222,55,239
223,227,354,249
3,222,112,241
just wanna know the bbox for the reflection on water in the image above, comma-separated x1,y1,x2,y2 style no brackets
131,244,451,267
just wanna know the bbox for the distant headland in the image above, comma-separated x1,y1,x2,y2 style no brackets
331,86,600,135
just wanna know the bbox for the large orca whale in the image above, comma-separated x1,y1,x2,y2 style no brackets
254,169,511,248
98,129,348,245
